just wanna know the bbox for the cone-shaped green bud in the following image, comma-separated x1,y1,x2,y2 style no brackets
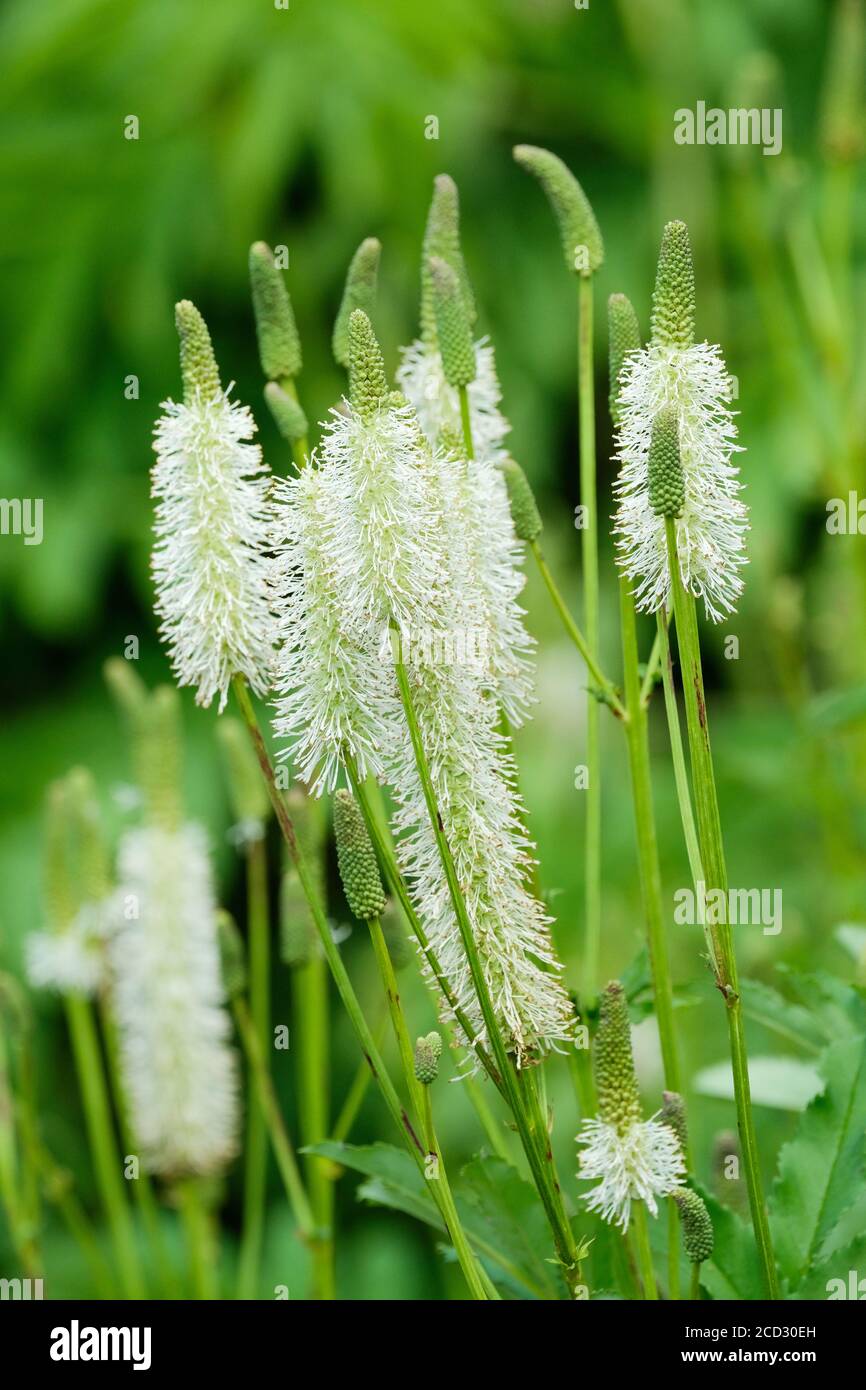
104,657,148,723
381,903,414,973
44,780,74,930
216,910,247,1000
500,457,543,541
513,144,603,274
249,241,302,381
662,1089,688,1157
333,237,381,368
217,717,270,828
264,381,308,444
413,1031,443,1085
674,1187,714,1264
648,406,685,519
594,980,641,1134
279,871,316,968
608,292,642,427
334,789,386,922
347,309,388,421
420,174,476,342
138,686,183,832
66,767,109,904
650,221,695,350
176,300,221,404
429,256,476,389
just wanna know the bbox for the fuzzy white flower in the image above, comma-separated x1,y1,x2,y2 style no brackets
109,823,239,1176
27,903,107,997
396,337,509,462
613,341,748,621
151,302,274,712
578,1113,686,1230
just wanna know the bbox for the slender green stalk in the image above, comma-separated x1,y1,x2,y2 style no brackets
664,519,779,1300
0,1025,40,1277
458,385,475,459
64,994,144,1299
619,581,682,1094
330,1010,388,1145
281,377,309,467
419,1085,494,1301
390,650,584,1295
237,835,271,1299
295,949,334,1300
368,917,424,1126
178,1178,218,1300
232,996,316,1240
667,1198,681,1301
640,621,664,707
529,540,625,717
37,1145,114,1298
632,1201,658,1299
578,273,602,995
656,608,703,891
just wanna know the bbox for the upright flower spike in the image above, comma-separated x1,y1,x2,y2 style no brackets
674,1188,714,1264
428,256,476,389
152,300,274,711
419,174,475,343
661,1089,689,1157
249,241,302,382
334,789,386,923
513,144,603,274
501,456,543,542
577,981,685,1229
613,221,748,621
647,406,685,519
608,292,642,427
333,237,381,368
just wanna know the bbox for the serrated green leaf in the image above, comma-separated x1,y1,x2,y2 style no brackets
769,1035,866,1289
695,1186,766,1302
791,1235,866,1300
776,965,866,1037
739,977,826,1054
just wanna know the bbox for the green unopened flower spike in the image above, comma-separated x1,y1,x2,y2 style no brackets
414,1031,443,1085
217,910,247,1001
608,293,642,427
420,174,475,342
347,308,389,420
500,457,543,542
428,256,476,389
647,406,685,519
217,716,270,844
577,981,684,1230
249,241,302,381
334,788,386,922
674,1187,714,1264
279,872,316,968
176,299,221,402
662,1089,688,1156
264,381,308,445
333,237,381,368
650,220,695,350
513,144,603,274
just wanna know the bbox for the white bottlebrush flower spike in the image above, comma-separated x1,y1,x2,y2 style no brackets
151,301,274,712
109,823,239,1176
577,981,684,1229
396,337,509,462
27,904,107,997
613,220,748,622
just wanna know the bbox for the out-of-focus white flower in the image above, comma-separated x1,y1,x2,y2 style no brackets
109,823,239,1177
396,337,509,462
27,903,107,997
151,301,274,712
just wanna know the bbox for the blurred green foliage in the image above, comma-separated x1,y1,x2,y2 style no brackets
2,0,866,1296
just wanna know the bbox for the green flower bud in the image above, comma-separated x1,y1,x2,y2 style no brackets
662,1089,688,1157
513,144,603,274
279,871,317,968
249,241,302,381
333,237,381,368
175,300,221,404
594,980,641,1135
647,406,685,519
420,174,475,342
500,457,543,541
104,657,148,723
217,910,247,1000
608,293,642,427
650,221,695,351
264,381,308,445
347,309,389,421
674,1187,714,1264
217,717,270,829
414,1031,443,1085
65,768,109,904
428,256,476,389
334,789,386,922
138,687,183,832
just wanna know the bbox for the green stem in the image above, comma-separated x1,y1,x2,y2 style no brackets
640,622,664,707
281,377,310,467
420,1085,494,1300
330,1009,388,1144
632,1200,658,1300
237,835,271,1299
578,274,601,997
458,385,475,460
65,994,144,1298
529,540,625,718
667,1196,681,1301
295,949,335,1300
664,518,779,1300
656,609,703,891
368,917,424,1127
619,581,682,1094
178,1178,217,1300
0,1025,40,1278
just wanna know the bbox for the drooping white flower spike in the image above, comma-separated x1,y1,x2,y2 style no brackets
577,981,685,1230
151,300,274,712
109,685,240,1177
396,175,509,461
613,221,748,621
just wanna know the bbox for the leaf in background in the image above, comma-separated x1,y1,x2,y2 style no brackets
694,1187,765,1302
790,1234,866,1300
694,1055,823,1110
739,976,827,1054
769,1035,866,1290
834,923,866,971
776,964,866,1038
